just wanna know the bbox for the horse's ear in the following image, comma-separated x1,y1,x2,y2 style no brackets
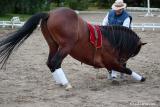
141,42,147,46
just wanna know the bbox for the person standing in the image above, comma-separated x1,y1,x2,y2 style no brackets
102,0,132,80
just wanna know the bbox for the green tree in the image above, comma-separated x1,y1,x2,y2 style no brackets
0,0,13,15
97,0,114,8
0,0,49,15
68,0,89,10
13,0,48,14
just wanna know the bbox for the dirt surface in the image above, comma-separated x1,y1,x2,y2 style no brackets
0,12,160,107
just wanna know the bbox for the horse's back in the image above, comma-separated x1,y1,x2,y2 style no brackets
47,8,79,44
48,7,78,28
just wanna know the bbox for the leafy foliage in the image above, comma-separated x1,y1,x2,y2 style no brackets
68,0,89,10
0,0,49,15
0,0,160,15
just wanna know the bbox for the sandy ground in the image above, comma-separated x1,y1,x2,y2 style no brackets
0,12,160,107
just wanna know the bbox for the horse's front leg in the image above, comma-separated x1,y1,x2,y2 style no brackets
110,63,146,82
121,67,146,82
107,63,126,80
41,23,72,90
120,63,126,79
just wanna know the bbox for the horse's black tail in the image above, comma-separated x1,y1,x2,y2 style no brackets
0,13,49,68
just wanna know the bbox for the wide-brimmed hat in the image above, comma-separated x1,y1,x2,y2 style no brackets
111,0,126,10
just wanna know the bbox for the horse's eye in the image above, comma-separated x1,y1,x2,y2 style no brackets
131,54,135,57
130,52,136,57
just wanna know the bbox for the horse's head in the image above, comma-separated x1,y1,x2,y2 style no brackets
100,25,147,65
131,41,147,57
119,41,147,65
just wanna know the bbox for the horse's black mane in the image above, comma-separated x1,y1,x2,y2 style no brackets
100,25,140,57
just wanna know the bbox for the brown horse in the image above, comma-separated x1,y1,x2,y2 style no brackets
0,7,146,89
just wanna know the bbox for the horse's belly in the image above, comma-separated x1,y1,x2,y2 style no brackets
70,46,105,68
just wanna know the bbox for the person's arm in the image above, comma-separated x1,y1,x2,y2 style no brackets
102,13,109,26
123,17,130,28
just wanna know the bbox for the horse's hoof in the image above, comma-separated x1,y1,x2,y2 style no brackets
65,83,73,91
141,77,146,82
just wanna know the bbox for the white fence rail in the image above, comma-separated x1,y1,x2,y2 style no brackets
91,22,160,31
0,17,25,29
132,23,160,31
0,21,25,28
1,19,160,31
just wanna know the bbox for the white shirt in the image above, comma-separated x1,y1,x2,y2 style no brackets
102,13,131,28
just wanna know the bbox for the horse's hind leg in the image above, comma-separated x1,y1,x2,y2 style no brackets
48,46,73,90
46,29,78,90
41,20,72,90
47,45,73,89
